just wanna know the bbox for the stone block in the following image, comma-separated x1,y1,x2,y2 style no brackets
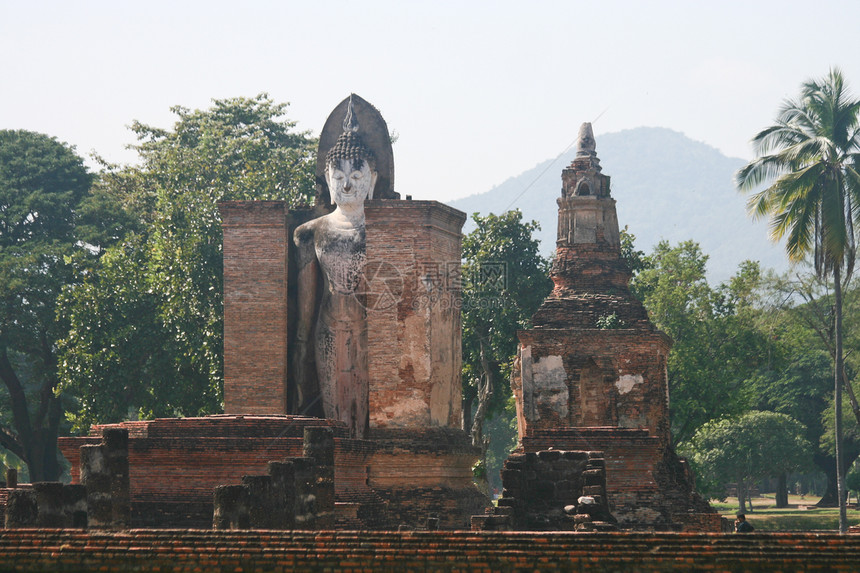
5,489,37,528
63,484,87,528
81,444,111,529
33,482,65,528
303,427,335,466
5,467,17,489
242,475,273,529
582,485,604,496
267,461,296,529
213,485,250,530
537,450,561,461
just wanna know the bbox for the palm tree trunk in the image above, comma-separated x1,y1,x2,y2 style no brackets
834,265,848,533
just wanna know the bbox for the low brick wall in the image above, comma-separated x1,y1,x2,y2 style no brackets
0,530,859,571
58,416,487,529
523,428,713,529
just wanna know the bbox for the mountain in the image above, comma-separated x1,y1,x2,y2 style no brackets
447,127,789,284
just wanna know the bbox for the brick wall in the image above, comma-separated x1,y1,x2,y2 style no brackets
516,330,672,441
522,428,712,529
364,200,466,429
58,416,487,530
2,530,859,572
220,201,290,415
475,449,614,531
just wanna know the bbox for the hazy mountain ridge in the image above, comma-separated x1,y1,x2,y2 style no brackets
447,127,788,284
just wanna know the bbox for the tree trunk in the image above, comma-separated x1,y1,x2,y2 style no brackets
461,393,473,434
470,340,494,496
834,265,848,533
776,473,789,508
737,478,747,513
0,345,63,483
815,449,860,507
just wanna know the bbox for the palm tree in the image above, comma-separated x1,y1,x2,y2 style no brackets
736,68,860,533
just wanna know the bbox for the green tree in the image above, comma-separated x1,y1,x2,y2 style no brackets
461,210,552,489
736,68,860,531
684,411,812,512
846,464,860,502
632,240,771,443
58,95,316,430
0,130,94,480
753,269,860,507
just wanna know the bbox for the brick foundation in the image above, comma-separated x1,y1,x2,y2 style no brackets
522,428,711,529
1,530,859,572
58,416,487,530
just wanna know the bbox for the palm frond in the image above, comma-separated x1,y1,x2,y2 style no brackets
782,193,818,262
736,155,790,192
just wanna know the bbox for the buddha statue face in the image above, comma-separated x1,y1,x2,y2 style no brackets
327,157,377,207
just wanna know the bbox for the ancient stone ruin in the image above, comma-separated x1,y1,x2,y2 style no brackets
473,449,616,532
29,104,719,534
57,94,487,530
508,123,716,530
213,427,335,530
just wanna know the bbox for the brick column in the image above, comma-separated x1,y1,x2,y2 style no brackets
364,200,466,429
220,201,289,414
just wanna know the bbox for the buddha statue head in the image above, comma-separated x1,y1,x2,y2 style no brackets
325,98,378,208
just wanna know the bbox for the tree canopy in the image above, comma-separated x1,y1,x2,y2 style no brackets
684,410,812,511
736,67,860,531
631,240,773,443
58,94,316,431
0,130,95,480
460,210,552,488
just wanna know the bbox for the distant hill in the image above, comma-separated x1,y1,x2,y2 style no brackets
447,127,789,284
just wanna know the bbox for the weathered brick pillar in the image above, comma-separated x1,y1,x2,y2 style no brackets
213,485,250,530
303,427,335,465
364,200,466,429
103,428,130,528
63,484,87,528
81,444,111,528
220,201,289,415
292,457,321,529
5,489,37,528
242,475,273,529
267,461,296,529
5,467,16,489
32,482,65,527
303,427,335,528
81,428,130,529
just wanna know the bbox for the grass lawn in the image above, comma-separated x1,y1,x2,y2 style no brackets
711,494,860,531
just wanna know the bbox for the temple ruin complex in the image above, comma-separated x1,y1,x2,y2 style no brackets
11,99,719,533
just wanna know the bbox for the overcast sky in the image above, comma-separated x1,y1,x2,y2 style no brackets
2,0,859,204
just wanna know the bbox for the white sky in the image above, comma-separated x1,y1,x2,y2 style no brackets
2,0,859,203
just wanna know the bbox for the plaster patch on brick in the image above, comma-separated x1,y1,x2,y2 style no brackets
615,374,643,395
403,313,431,383
381,390,430,427
532,354,569,419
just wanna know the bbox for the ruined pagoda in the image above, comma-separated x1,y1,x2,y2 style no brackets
510,123,714,529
